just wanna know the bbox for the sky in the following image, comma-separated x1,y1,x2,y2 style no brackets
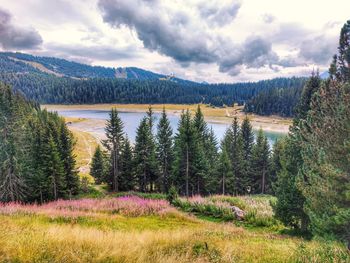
0,0,349,83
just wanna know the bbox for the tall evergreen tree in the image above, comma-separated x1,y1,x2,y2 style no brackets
173,110,195,196
222,117,244,195
90,145,107,184
43,134,66,200
240,116,255,194
144,105,158,190
0,85,27,202
134,117,158,192
295,71,321,120
273,137,309,232
251,129,270,194
337,20,350,82
0,84,82,203
204,127,219,194
192,105,209,194
217,143,233,195
156,108,173,193
103,108,124,192
120,137,135,191
146,105,155,133
269,139,284,194
296,21,350,241
59,121,79,196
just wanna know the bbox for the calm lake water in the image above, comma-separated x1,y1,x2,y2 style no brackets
55,109,285,147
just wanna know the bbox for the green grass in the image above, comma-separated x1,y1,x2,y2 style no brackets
173,195,282,229
0,212,199,232
0,194,348,262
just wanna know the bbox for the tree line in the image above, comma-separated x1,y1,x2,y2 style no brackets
244,84,303,117
273,20,350,243
0,53,305,109
91,105,277,197
0,83,79,203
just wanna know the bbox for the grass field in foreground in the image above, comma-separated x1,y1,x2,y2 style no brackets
0,194,348,263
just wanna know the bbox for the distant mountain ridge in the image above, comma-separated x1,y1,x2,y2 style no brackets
0,51,307,117
0,52,194,84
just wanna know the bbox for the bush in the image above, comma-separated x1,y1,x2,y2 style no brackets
111,191,166,200
173,197,234,221
166,186,179,205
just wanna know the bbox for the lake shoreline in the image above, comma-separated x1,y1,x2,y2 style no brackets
42,104,291,134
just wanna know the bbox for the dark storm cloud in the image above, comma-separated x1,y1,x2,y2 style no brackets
199,1,241,26
98,0,336,76
219,37,279,76
98,0,218,63
98,0,282,75
0,8,42,50
299,35,337,64
272,22,312,45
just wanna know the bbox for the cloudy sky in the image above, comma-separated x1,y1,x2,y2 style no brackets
0,0,349,83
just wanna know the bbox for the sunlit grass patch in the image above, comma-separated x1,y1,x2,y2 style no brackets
174,195,281,229
0,214,347,263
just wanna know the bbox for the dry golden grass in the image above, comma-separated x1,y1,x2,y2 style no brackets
0,214,287,263
0,197,348,263
70,127,98,181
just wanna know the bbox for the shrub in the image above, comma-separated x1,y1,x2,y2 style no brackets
0,196,173,218
166,186,179,205
111,191,166,200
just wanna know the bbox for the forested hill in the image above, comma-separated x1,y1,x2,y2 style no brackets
0,52,194,84
0,51,307,113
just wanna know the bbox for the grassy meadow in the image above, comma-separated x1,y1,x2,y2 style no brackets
0,192,348,263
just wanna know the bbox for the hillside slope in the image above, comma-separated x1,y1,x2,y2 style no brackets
0,52,190,82
0,51,307,114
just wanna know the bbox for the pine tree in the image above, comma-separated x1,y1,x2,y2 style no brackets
223,117,244,195
156,108,173,193
59,121,79,196
192,105,219,195
26,118,47,203
90,145,106,184
273,137,309,232
0,84,27,202
103,108,124,192
120,136,135,190
269,139,284,194
0,84,80,203
240,116,255,194
217,143,233,195
337,20,350,82
204,127,219,194
173,110,195,197
134,117,158,192
146,105,155,133
193,105,208,141
295,71,321,120
251,129,270,194
296,21,350,241
43,134,66,200
144,105,158,191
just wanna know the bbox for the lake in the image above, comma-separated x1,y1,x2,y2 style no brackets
54,109,285,147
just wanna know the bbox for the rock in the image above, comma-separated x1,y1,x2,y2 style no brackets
230,206,246,220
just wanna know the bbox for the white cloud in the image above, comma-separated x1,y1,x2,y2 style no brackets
0,0,349,82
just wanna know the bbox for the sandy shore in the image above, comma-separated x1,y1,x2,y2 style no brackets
42,104,291,134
